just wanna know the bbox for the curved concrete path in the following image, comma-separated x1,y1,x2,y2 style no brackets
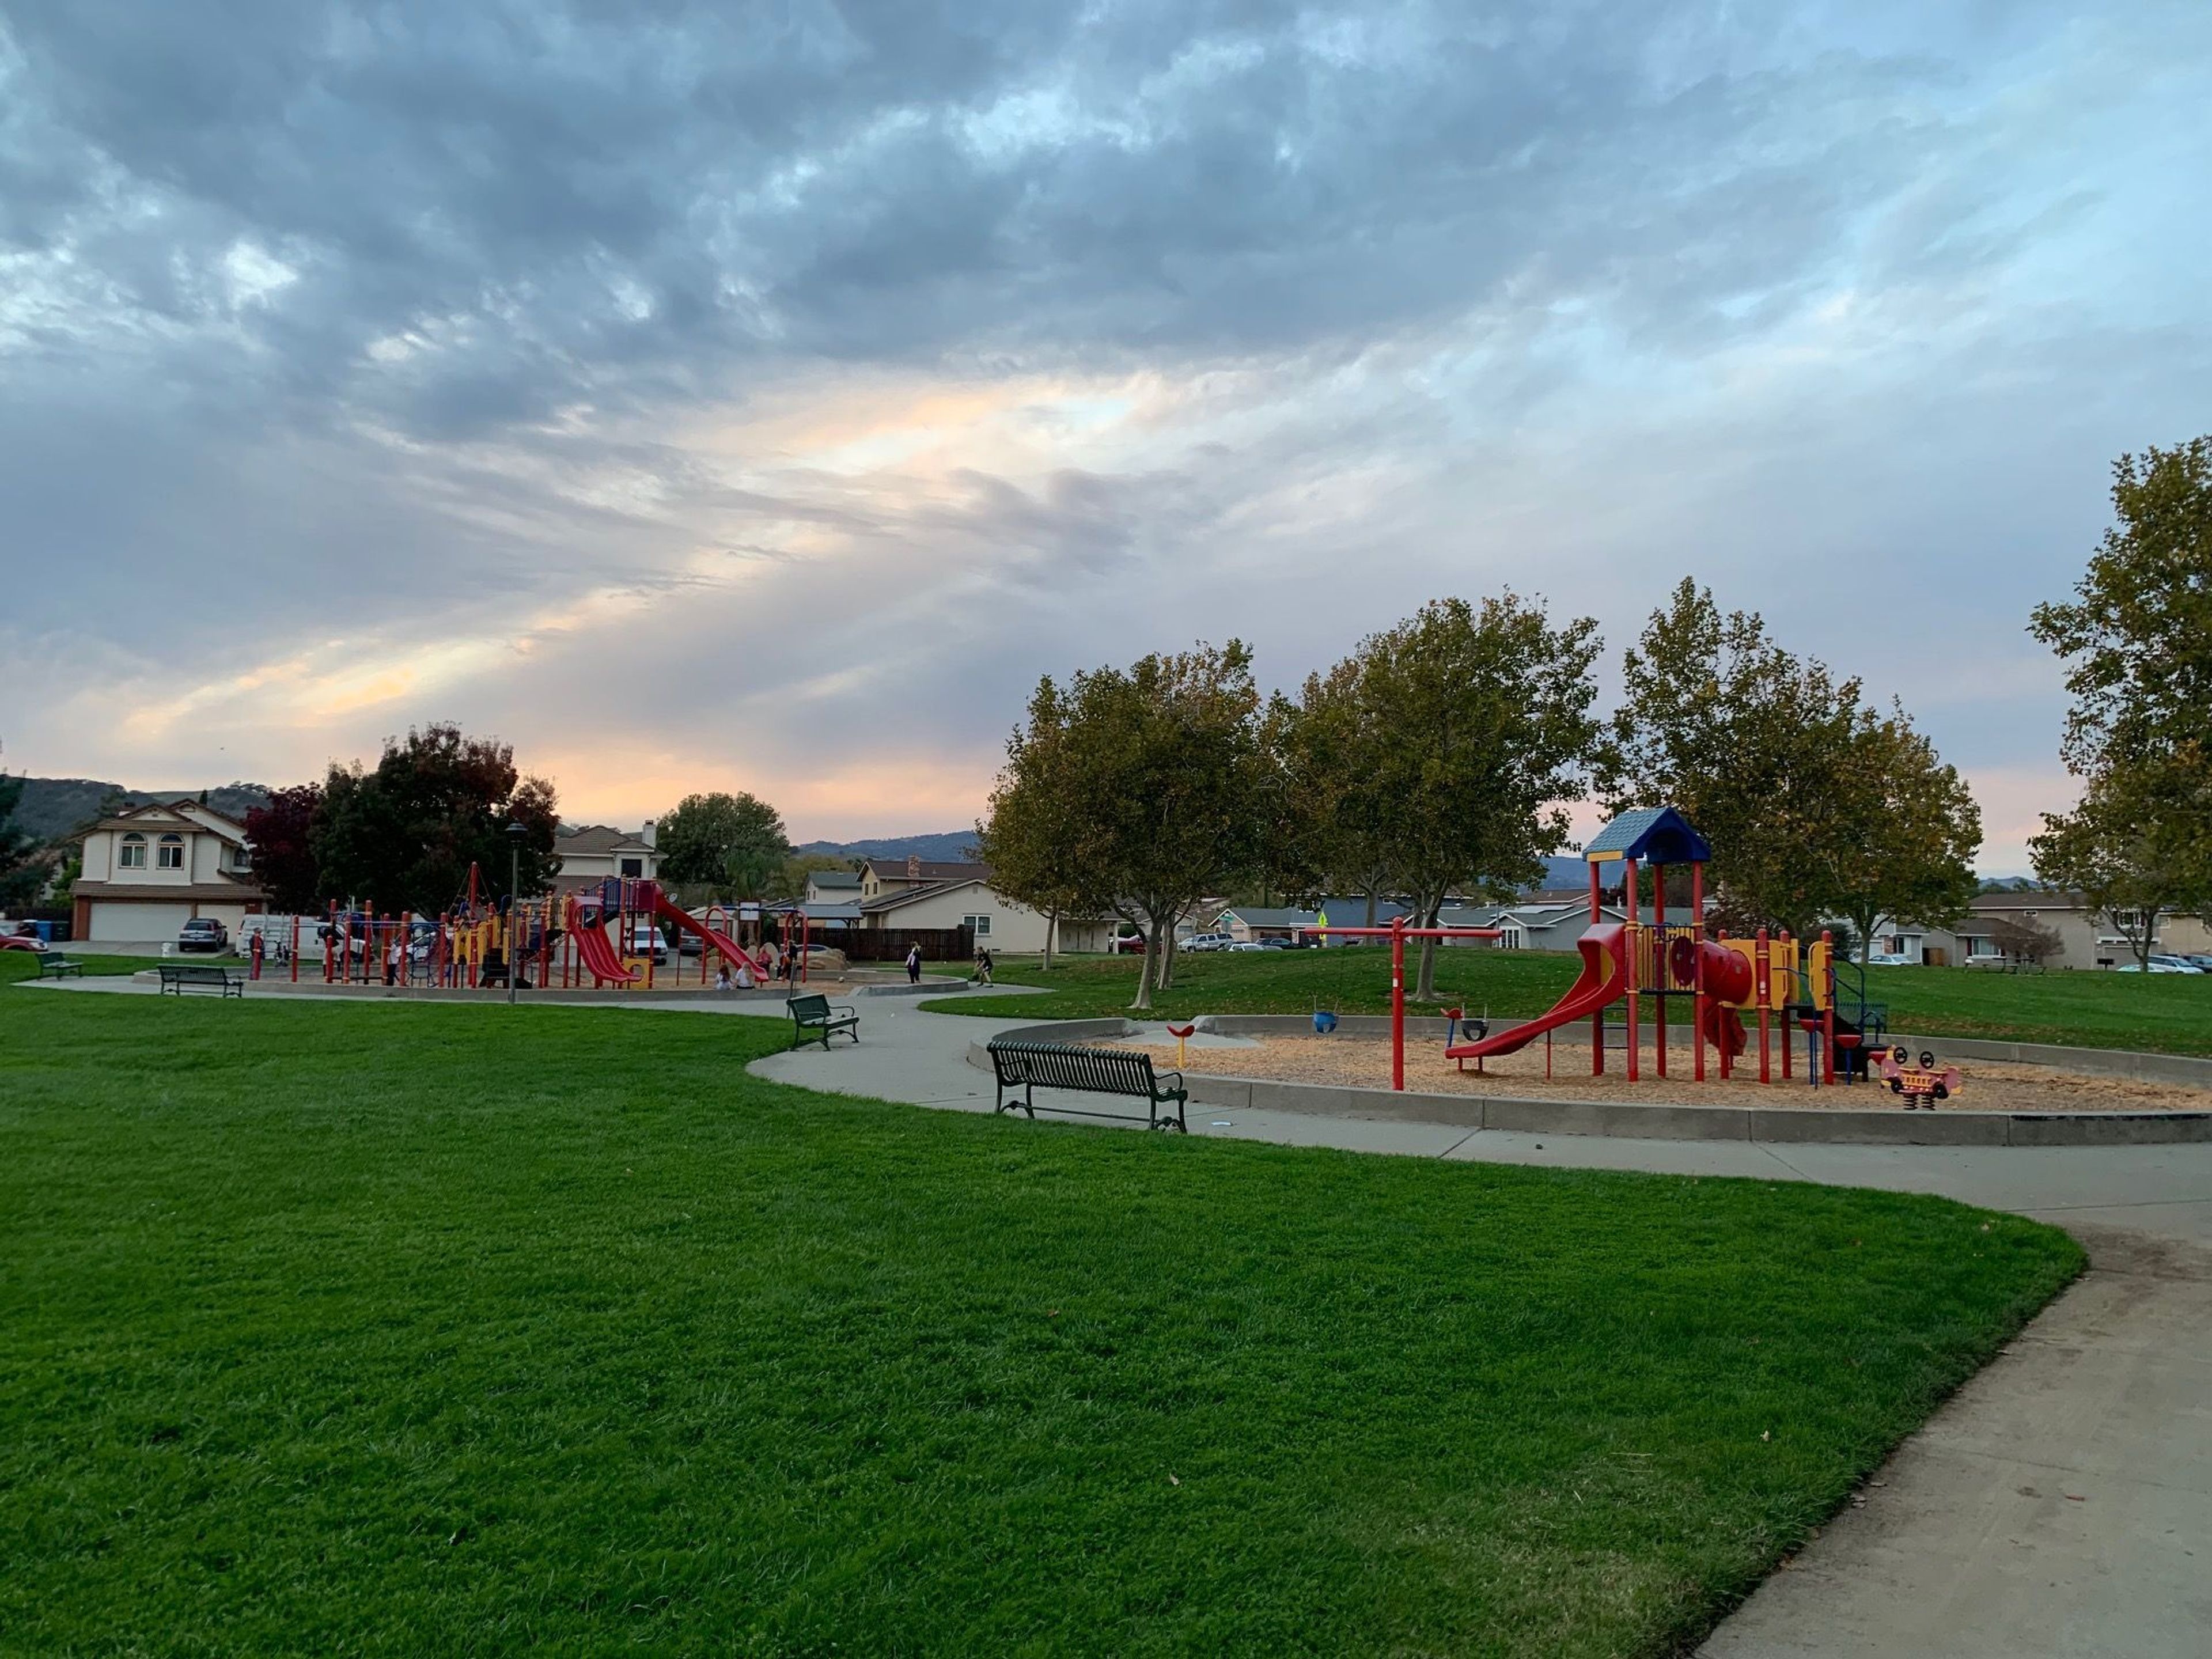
33,977,2212,1654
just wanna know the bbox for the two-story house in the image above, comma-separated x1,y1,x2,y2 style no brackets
551,824,659,895
70,800,264,941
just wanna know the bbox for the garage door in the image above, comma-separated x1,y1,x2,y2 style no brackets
89,903,193,942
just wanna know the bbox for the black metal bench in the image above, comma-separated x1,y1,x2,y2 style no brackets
35,950,84,979
986,1040,1188,1132
158,963,245,998
787,992,859,1050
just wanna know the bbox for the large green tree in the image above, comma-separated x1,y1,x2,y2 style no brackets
2030,437,2212,919
1608,580,1980,942
243,784,325,915
1346,595,1604,998
1272,662,1396,926
311,725,560,914
1806,711,1982,962
976,679,1091,971
991,642,1269,1010
2031,772,2187,971
656,792,790,901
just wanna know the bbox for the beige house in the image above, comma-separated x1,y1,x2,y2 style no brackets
552,824,658,895
70,800,264,942
860,876,1113,954
1922,890,2209,969
858,855,989,902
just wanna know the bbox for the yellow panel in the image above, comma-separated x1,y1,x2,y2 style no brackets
1585,849,1624,863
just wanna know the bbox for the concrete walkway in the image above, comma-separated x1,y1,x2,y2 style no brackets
753,997,2212,1659
30,977,2211,1654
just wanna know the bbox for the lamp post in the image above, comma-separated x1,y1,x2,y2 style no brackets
506,820,528,1006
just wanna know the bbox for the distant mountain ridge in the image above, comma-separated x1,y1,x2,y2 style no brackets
5,776,274,843
794,830,980,865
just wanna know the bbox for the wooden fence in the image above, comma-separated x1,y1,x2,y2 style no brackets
824,926,975,963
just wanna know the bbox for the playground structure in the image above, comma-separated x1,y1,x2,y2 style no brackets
305,873,814,993
1443,807,1890,1090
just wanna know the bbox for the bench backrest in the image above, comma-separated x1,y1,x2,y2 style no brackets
788,994,831,1021
161,963,229,979
988,1041,1161,1096
36,952,65,967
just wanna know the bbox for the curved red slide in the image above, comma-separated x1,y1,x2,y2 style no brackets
570,920,639,986
650,893,772,975
1445,923,1628,1060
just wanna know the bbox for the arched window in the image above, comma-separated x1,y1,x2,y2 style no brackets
158,833,185,870
118,832,147,869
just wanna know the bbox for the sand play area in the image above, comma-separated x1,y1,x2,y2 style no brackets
1116,1031,2212,1115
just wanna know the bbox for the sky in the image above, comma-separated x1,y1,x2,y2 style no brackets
3,2,2207,869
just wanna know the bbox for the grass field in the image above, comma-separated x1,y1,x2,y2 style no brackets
1,984,2081,1654
930,949,2212,1056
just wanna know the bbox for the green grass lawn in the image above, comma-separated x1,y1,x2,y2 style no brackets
933,949,2212,1056
2,987,2080,1655
0,947,172,984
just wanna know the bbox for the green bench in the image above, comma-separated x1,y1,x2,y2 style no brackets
35,950,84,979
158,963,245,998
787,992,859,1050
985,1040,1188,1132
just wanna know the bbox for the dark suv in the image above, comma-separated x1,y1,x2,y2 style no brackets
177,918,229,953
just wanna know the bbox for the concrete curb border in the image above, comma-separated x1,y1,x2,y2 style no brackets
964,1017,2212,1147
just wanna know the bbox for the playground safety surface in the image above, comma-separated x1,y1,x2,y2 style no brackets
1123,1034,2212,1115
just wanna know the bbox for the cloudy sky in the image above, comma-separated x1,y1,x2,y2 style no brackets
3,2,2207,865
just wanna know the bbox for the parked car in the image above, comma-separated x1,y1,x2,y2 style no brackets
1862,952,1912,967
2150,955,2206,974
2117,959,2196,973
1113,933,1146,953
2180,954,2212,972
1184,933,1234,953
1255,936,1296,949
177,918,229,953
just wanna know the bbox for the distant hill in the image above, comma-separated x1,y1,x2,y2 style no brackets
794,830,980,865
5,776,273,843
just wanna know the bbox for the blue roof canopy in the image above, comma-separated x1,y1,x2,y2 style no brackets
1582,806,1711,865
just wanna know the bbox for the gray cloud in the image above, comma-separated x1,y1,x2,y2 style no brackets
2,0,2207,859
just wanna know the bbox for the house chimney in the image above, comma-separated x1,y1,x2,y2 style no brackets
907,853,922,878
641,819,656,847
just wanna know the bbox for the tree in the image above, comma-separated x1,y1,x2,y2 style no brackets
2031,772,2188,972
657,792,791,901
1272,665,1396,925
1982,912,2063,967
244,783,325,915
1608,579,1963,938
0,772,42,910
312,725,560,914
1806,710,1982,961
993,642,1269,1010
2030,436,2212,916
976,678,1090,971
1344,595,1604,998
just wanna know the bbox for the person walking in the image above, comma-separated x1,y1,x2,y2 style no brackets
905,942,922,985
973,946,994,986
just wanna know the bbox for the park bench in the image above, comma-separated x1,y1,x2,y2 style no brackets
787,992,859,1050
35,950,84,980
158,963,245,998
984,1040,1188,1133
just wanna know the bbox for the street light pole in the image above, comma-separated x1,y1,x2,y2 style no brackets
506,820,528,1006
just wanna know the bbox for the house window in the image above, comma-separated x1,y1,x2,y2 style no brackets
118,833,147,869
158,834,185,870
619,857,643,878
963,914,992,937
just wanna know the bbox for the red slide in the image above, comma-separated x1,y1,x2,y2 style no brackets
1446,923,1629,1061
650,892,772,975
570,920,639,986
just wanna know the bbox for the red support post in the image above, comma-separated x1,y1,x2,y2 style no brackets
1623,857,1639,1082
1717,929,1732,1080
1390,916,1406,1092
1691,863,1706,1082
1589,858,1605,1076
1780,931,1793,1081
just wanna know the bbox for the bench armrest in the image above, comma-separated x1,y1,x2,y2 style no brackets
1153,1070,1185,1094
829,1003,858,1017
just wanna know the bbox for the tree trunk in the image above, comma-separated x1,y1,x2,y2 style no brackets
1131,918,1165,1010
1161,922,1179,990
1363,886,1378,929
1042,907,1056,972
1412,897,1443,1000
